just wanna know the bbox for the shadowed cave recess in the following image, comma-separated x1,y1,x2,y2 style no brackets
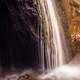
0,0,40,72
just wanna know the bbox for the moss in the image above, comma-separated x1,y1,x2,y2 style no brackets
33,0,48,43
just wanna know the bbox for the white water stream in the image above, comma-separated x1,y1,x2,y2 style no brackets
39,0,69,71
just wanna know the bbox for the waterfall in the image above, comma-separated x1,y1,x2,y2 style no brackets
45,0,66,67
37,0,69,72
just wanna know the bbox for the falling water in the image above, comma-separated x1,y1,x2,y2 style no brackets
45,0,65,66
38,0,69,71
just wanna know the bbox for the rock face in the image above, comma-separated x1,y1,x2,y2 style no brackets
0,0,40,71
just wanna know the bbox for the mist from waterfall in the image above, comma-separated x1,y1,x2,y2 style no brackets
39,0,69,72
